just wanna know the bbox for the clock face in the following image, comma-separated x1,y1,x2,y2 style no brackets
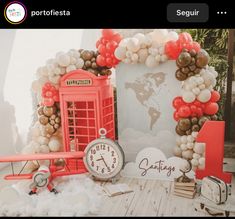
84,139,124,180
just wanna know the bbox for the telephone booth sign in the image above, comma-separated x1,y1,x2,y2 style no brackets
59,70,116,160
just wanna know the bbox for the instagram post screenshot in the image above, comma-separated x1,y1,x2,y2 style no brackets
0,0,235,217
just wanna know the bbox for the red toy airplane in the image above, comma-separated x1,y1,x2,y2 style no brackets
0,151,86,195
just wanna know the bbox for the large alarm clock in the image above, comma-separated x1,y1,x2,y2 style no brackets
83,128,125,181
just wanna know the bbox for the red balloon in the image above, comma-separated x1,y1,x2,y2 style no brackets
210,91,220,102
204,102,219,115
96,40,101,48
106,57,113,66
53,94,60,102
96,55,106,67
165,41,181,60
196,107,203,117
191,41,201,52
178,105,191,117
190,105,197,113
106,41,117,53
194,100,202,107
102,29,114,39
43,98,54,107
174,111,180,121
178,32,193,44
172,96,183,109
98,44,106,54
112,33,122,43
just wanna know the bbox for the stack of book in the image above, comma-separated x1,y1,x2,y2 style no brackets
173,179,197,199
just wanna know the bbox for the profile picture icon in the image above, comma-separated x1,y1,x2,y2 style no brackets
4,1,27,24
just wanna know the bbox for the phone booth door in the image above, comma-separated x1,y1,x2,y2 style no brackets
62,94,99,153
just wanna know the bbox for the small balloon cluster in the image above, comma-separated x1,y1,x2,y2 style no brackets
172,33,220,170
165,32,201,60
114,29,178,68
41,82,59,107
96,29,122,68
173,91,220,121
79,49,112,76
37,103,61,137
175,48,209,81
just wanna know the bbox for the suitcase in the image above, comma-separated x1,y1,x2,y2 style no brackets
194,196,235,217
201,176,230,205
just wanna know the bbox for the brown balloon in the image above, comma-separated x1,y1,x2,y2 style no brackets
43,106,55,117
198,116,210,127
45,124,55,135
196,49,209,68
175,125,186,136
55,117,61,124
39,115,49,125
192,124,200,132
175,70,188,81
37,106,44,116
81,50,93,61
178,118,191,131
189,49,197,57
185,129,192,135
191,117,198,125
177,52,192,67
85,60,92,67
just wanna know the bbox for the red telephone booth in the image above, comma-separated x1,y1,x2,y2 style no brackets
59,69,115,170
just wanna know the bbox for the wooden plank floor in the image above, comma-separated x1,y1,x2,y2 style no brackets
0,165,235,216
95,175,235,216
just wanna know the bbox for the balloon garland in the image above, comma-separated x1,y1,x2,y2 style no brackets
165,34,220,171
24,29,220,172
27,38,117,171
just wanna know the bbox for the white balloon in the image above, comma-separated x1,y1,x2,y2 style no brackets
49,137,62,152
66,65,77,73
182,91,196,103
173,146,182,157
198,157,205,165
49,75,60,84
123,58,131,64
191,158,199,166
145,55,157,68
127,38,140,52
155,54,161,63
114,46,126,60
187,135,194,143
198,84,206,90
181,135,188,144
182,150,193,159
194,143,205,154
191,131,198,138
133,33,146,44
187,142,194,149
57,54,71,67
131,53,139,62
192,87,201,95
196,77,204,85
76,58,84,69
137,48,148,63
166,31,179,41
126,50,133,58
151,29,168,44
37,136,50,145
180,143,187,151
160,54,168,62
70,57,77,65
54,67,61,75
197,89,211,102
119,38,129,47
39,145,50,153
193,152,201,159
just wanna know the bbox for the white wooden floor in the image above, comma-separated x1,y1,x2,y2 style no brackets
94,175,235,216
0,164,235,216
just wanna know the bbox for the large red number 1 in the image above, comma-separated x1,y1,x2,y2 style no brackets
196,121,232,183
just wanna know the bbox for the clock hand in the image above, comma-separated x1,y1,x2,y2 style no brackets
100,155,109,169
96,158,103,161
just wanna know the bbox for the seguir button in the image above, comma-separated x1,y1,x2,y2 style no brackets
167,3,209,22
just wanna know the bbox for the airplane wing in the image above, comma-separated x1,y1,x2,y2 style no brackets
0,151,85,162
